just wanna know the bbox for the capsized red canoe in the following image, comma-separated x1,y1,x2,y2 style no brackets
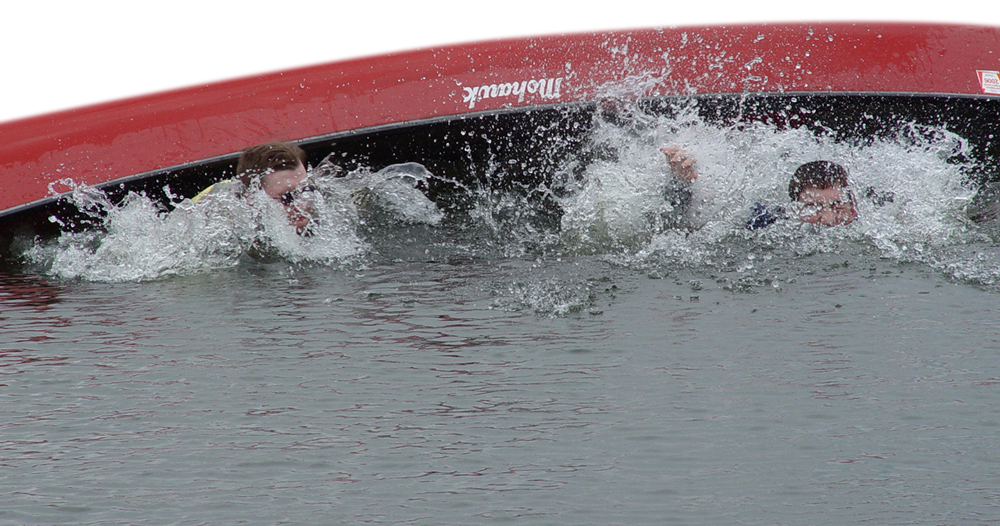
2,22,999,246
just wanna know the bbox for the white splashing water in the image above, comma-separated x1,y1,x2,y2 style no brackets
25,163,444,282
19,110,998,291
557,108,997,287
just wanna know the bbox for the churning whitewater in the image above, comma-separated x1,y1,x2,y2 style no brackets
19,106,999,296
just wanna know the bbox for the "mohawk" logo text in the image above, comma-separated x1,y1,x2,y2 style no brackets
461,78,564,109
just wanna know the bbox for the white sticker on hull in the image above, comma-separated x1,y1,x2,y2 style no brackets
977,70,1000,95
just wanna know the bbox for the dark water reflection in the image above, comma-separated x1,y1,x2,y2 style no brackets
1,257,999,525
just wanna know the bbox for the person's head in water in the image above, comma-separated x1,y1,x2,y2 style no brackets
788,161,856,226
237,142,314,233
661,146,857,228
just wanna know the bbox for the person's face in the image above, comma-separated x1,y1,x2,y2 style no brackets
795,186,855,226
261,162,314,233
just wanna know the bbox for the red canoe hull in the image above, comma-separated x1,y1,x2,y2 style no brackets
2,22,999,225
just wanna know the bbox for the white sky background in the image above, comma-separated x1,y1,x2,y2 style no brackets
3,1,998,123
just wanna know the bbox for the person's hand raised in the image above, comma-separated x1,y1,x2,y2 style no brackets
660,145,698,182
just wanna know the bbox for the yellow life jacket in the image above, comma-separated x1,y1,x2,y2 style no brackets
191,179,241,203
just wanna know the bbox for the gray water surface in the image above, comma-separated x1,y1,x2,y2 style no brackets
5,111,1000,525
3,255,998,525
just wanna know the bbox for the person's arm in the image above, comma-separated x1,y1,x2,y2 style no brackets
659,145,725,230
657,145,699,229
